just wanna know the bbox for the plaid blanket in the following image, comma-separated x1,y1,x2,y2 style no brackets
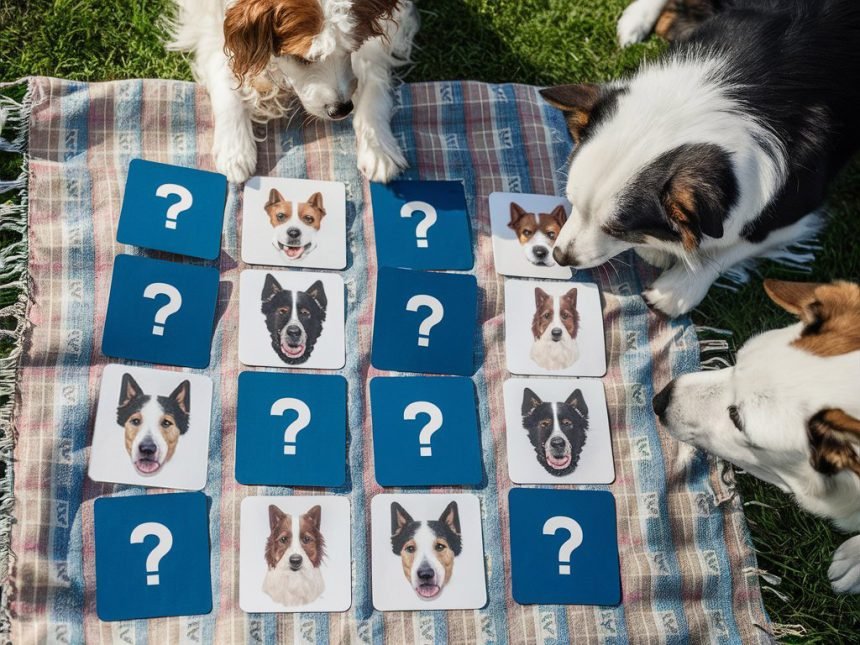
1,76,772,643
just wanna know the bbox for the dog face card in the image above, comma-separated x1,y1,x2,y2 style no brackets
489,192,574,279
503,378,614,484
241,176,347,270
505,280,606,377
238,269,345,370
240,496,351,613
371,493,487,611
88,364,213,491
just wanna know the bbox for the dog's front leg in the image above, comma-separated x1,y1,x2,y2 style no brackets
617,0,668,46
830,535,860,595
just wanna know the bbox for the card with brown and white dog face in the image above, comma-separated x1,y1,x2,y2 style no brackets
504,280,606,377
240,496,351,613
370,493,487,611
88,364,213,491
489,192,574,279
241,176,347,270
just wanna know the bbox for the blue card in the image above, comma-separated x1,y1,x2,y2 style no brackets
370,180,473,270
94,491,212,621
117,159,227,260
509,489,621,605
371,267,478,376
370,377,482,486
102,254,219,368
235,372,347,487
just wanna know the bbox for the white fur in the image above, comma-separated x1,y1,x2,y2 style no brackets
263,514,325,606
522,231,557,266
129,398,171,472
271,201,320,259
408,523,448,592
616,0,666,46
660,323,860,593
167,0,418,183
530,296,579,370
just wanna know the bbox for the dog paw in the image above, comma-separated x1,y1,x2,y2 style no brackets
634,246,675,269
356,129,408,183
643,269,713,317
617,1,656,46
213,125,258,184
830,537,860,595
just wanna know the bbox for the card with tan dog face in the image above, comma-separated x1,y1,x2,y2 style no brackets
489,192,574,280
88,364,213,491
370,493,487,611
504,280,607,377
241,176,347,269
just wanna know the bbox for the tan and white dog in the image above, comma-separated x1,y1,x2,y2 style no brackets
653,280,860,594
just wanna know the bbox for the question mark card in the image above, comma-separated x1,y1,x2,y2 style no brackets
370,377,482,486
117,159,227,260
235,372,347,487
509,489,621,606
102,254,219,368
94,491,212,621
370,493,487,611
241,176,347,270
371,267,478,376
88,364,214,491
370,180,473,270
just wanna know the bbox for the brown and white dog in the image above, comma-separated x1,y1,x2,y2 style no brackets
263,504,326,606
507,202,568,267
167,0,418,183
653,280,860,595
116,374,191,476
530,287,580,370
265,189,326,260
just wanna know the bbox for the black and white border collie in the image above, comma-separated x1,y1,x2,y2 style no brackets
521,387,589,476
261,273,327,364
542,0,860,316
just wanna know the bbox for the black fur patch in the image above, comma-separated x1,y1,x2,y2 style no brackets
261,274,328,365
427,519,462,556
157,394,190,435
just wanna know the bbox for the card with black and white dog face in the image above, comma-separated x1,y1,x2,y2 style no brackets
238,269,345,370
370,493,487,611
241,176,347,270
505,280,606,377
490,192,574,280
88,364,213,491
240,496,351,613
503,378,615,484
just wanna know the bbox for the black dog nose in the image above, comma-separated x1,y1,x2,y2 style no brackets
138,440,157,456
289,554,303,567
552,246,570,265
325,100,354,119
287,228,301,239
533,246,548,259
551,328,563,341
417,566,435,581
653,381,675,420
286,324,302,339
550,436,566,449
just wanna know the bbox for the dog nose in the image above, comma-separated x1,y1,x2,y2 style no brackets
325,100,354,119
553,246,572,266
417,565,435,581
287,228,301,240
533,246,548,259
289,554,303,567
286,325,302,339
653,381,675,420
138,440,157,456
550,436,566,449
551,327,563,341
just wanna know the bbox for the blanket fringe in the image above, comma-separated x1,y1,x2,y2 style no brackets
0,78,32,640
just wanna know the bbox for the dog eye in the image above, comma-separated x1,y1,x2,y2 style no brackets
279,536,288,543
435,543,446,552
278,307,289,315
299,308,310,318
160,419,172,428
562,419,572,426
301,535,312,544
277,213,286,221
131,418,141,426
543,312,551,320
522,229,532,237
728,405,743,432
539,420,550,429
405,545,416,553
547,231,556,240
561,312,569,319
303,215,314,224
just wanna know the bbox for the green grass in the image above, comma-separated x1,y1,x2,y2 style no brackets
2,0,859,640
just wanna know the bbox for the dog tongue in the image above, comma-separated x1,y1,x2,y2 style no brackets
417,584,440,599
285,246,304,259
135,460,160,474
282,343,305,358
547,454,571,470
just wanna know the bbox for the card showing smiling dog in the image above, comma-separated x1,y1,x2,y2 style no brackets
490,192,574,280
241,176,346,270
503,378,615,484
371,493,487,611
238,270,345,370
505,280,606,377
88,364,213,491
240,496,351,613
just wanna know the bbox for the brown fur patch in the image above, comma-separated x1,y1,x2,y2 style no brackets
265,189,326,230
350,0,401,45
531,288,579,340
265,504,325,569
807,409,860,477
538,84,603,144
224,0,324,83
123,412,181,462
507,202,567,245
764,280,860,357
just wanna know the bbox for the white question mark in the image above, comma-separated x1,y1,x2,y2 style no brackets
542,516,584,575
403,401,443,457
143,282,183,336
129,522,173,586
400,201,438,248
270,397,311,455
156,183,193,230
405,294,445,347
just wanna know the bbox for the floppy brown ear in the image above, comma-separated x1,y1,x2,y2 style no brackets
508,202,527,228
807,409,860,478
763,279,824,319
539,84,604,143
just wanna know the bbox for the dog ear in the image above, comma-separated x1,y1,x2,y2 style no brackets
306,192,324,211
438,501,461,536
304,505,322,530
534,287,551,309
565,389,589,418
262,273,283,302
521,388,543,417
268,504,287,531
118,373,143,407
562,287,578,310
548,204,568,227
390,502,413,534
764,279,823,318
508,202,528,229
168,380,192,418
266,188,286,208
539,83,619,144
350,0,400,45
305,280,327,310
807,409,860,478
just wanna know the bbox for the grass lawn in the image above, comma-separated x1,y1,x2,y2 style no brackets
2,0,859,640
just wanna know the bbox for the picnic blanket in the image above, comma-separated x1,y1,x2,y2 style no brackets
0,76,773,644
